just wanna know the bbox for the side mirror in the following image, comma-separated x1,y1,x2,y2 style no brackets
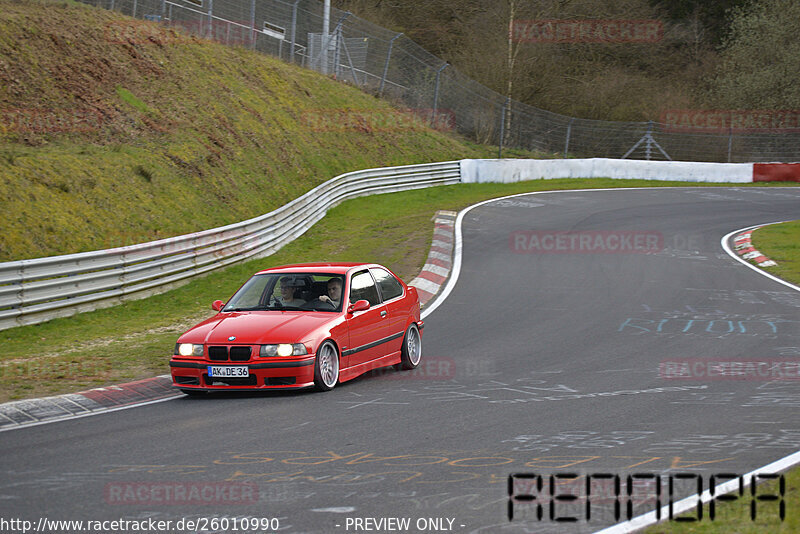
348,299,370,314
212,300,224,312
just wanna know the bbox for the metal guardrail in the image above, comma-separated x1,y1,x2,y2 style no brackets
0,161,461,331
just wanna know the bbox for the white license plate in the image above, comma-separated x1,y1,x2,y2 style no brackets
207,366,249,378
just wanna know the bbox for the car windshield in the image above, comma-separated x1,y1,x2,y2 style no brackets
222,273,345,312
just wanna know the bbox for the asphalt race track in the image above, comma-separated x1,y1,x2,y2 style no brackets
1,187,800,534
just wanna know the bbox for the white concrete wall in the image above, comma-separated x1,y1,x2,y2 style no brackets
460,158,754,184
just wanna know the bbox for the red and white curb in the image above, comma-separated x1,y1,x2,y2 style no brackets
732,228,778,267
409,210,456,307
0,375,179,432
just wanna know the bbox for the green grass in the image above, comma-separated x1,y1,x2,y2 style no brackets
115,86,152,115
644,469,798,533
751,221,800,286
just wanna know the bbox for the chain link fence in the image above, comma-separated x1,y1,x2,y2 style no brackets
84,0,800,162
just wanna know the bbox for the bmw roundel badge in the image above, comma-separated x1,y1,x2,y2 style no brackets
228,336,236,341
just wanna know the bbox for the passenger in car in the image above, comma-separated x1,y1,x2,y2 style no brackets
277,277,306,307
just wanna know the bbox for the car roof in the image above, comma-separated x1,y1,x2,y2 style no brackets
255,262,374,276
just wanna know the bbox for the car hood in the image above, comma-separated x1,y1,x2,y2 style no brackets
180,311,338,345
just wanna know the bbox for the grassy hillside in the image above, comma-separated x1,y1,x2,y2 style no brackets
0,0,499,261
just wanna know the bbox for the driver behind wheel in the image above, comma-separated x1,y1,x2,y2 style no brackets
318,277,342,307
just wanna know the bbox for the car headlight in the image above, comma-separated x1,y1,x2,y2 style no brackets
175,343,204,357
260,343,308,357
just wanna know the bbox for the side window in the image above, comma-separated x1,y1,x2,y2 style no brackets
349,271,381,306
371,267,403,301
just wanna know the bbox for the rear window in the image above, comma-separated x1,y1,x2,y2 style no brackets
349,271,381,306
371,267,403,301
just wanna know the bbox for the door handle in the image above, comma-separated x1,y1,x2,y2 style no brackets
380,311,387,317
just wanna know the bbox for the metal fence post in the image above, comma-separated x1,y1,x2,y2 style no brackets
333,14,352,79
727,112,734,163
645,120,653,160
728,127,734,163
564,117,574,158
432,63,448,129
498,101,507,159
249,0,256,50
207,0,214,40
380,33,402,97
322,0,330,74
290,0,300,63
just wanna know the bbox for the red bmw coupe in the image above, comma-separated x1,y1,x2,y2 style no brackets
170,263,423,393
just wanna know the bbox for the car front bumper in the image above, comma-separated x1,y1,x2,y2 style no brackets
169,355,317,391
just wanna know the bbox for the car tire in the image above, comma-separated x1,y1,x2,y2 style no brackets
400,323,422,370
314,341,340,391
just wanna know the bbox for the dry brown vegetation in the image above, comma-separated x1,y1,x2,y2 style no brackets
334,0,799,120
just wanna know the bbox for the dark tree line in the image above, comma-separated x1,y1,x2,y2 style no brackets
333,0,800,120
